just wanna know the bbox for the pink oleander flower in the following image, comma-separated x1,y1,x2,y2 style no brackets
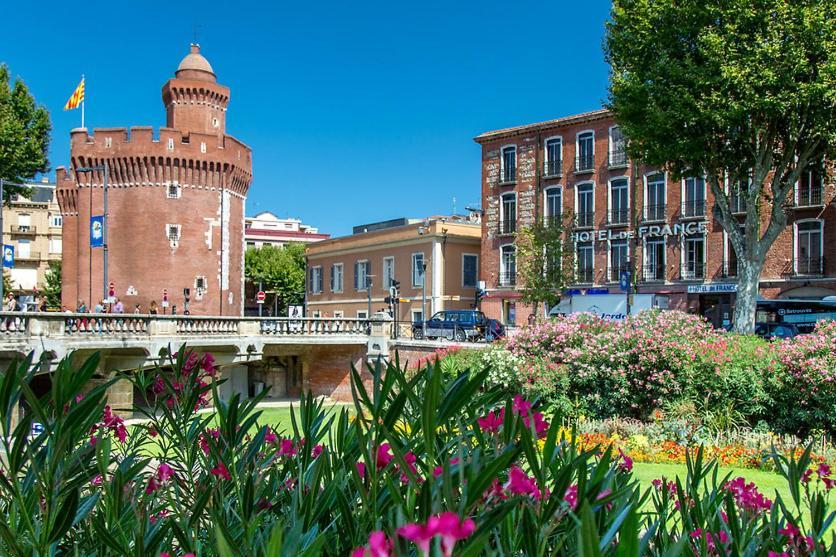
376,444,394,470
564,484,578,509
397,522,434,555
150,509,169,525
277,438,297,457
356,461,367,478
523,411,549,439
778,522,800,538
768,552,790,557
91,474,103,486
311,444,324,459
400,450,421,483
817,463,831,478
512,395,532,417
505,465,542,500
618,449,633,473
210,462,231,481
477,409,504,433
723,477,771,514
433,457,461,478
428,512,476,557
483,478,508,502
352,531,392,557
264,428,278,444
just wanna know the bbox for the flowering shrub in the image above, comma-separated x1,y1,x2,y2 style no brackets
0,346,832,555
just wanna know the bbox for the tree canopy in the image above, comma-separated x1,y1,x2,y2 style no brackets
0,64,51,199
517,214,573,317
244,243,306,315
605,0,835,332
43,261,62,309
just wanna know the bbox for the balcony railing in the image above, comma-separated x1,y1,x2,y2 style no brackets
498,219,517,235
544,159,562,177
574,212,595,229
795,187,825,208
680,262,706,280
500,169,516,184
575,154,595,173
11,225,36,235
608,148,628,168
642,263,666,282
15,252,41,262
730,194,747,214
793,257,824,276
607,265,630,283
642,204,667,222
607,208,630,226
575,266,594,284
498,270,517,287
680,200,706,219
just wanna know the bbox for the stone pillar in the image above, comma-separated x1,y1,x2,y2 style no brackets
301,357,311,395
368,311,392,362
106,374,134,418
217,364,249,402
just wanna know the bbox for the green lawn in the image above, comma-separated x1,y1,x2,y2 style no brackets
632,462,790,501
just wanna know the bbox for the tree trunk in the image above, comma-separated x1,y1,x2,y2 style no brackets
733,258,764,334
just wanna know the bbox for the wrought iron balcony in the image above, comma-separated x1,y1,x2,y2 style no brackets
15,251,41,262
575,266,595,284
574,212,595,229
793,257,824,276
642,204,667,222
608,148,628,168
544,159,562,177
498,219,516,235
607,209,630,226
680,200,706,219
575,154,595,173
608,265,630,283
11,225,36,235
499,168,516,184
642,263,666,282
498,270,517,287
794,187,825,208
680,262,706,280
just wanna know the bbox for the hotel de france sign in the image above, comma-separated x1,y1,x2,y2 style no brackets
571,221,709,243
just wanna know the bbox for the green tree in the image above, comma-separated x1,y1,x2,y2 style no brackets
0,64,51,200
2,269,11,295
244,243,306,315
605,0,835,333
516,213,573,318
43,260,61,309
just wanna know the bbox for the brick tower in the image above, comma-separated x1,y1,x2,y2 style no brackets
56,44,253,315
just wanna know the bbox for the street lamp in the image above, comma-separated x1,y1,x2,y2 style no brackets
421,262,427,339
74,162,109,306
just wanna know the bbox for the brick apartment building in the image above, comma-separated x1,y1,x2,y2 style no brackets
56,44,253,315
305,217,481,333
475,109,835,328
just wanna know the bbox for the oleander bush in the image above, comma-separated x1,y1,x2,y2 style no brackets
0,346,833,556
505,311,834,437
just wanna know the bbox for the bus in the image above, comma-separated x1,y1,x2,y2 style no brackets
756,297,836,334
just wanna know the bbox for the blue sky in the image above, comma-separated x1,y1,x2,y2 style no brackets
4,0,612,236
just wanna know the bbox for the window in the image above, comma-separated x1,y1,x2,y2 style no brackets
167,184,181,199
500,193,516,234
682,235,705,279
212,117,220,128
17,214,31,231
195,276,207,290
499,245,516,286
200,142,207,154
500,145,516,183
729,176,749,214
609,240,629,282
575,131,594,172
545,137,562,176
796,168,825,207
608,126,627,167
682,177,705,218
545,187,562,224
795,220,824,275
17,239,31,258
49,213,62,228
167,138,174,151
49,238,62,254
331,263,344,292
576,242,594,283
412,253,425,288
576,183,594,228
411,309,423,323
355,260,370,291
310,266,323,294
333,310,344,319
462,254,478,288
608,178,629,225
644,238,666,281
167,224,181,243
105,137,113,148
723,225,745,278
382,256,395,288
357,311,368,320
644,173,666,221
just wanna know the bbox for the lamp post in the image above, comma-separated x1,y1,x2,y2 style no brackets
366,275,375,319
421,262,427,338
75,162,109,306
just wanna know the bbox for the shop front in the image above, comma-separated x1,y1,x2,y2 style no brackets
688,283,738,329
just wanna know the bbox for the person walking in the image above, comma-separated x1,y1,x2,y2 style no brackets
113,298,125,314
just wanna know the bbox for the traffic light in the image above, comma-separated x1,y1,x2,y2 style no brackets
384,296,394,305
475,287,486,307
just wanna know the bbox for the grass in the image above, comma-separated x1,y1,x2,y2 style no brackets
632,462,790,501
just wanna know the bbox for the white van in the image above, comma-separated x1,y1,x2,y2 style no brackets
548,294,668,320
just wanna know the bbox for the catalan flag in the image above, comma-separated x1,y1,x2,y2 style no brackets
64,77,85,110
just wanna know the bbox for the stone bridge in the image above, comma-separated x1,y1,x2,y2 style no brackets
0,312,482,415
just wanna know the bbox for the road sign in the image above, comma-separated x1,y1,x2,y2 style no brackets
619,271,631,292
256,291,266,303
288,305,303,318
162,289,169,308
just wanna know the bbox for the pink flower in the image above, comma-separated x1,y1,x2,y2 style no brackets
768,552,790,557
91,474,103,486
433,457,461,478
264,428,278,444
353,531,392,557
505,465,542,500
277,438,297,457
618,449,633,473
427,512,476,557
311,444,324,459
722,477,771,514
376,444,394,470
512,395,532,417
817,463,831,478
150,509,169,525
801,469,813,483
564,484,578,509
779,522,800,538
356,461,367,478
210,462,230,481
523,411,550,438
397,522,434,555
477,409,504,434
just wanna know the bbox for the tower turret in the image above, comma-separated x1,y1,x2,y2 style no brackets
161,44,229,136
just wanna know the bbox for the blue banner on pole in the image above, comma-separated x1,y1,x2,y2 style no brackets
90,216,104,248
619,270,631,292
2,245,13,268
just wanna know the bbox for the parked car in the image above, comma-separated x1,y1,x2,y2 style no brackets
412,310,487,342
754,321,800,340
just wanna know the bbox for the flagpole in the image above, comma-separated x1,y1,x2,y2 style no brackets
81,74,85,128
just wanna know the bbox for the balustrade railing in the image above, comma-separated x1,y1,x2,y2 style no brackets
0,314,29,336
65,315,151,335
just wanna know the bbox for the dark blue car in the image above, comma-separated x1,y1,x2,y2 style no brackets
412,310,487,342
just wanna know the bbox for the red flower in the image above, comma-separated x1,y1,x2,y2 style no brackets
505,465,542,500
277,438,297,457
376,444,394,470
477,409,504,434
618,449,633,473
512,395,532,417
210,462,231,481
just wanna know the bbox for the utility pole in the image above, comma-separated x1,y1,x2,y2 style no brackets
366,275,375,319
258,279,263,317
102,161,109,305
421,262,427,338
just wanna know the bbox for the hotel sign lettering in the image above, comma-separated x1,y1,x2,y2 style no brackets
572,221,708,243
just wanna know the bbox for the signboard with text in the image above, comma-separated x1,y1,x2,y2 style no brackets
572,221,708,243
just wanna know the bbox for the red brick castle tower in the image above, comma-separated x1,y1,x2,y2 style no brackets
56,45,253,315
